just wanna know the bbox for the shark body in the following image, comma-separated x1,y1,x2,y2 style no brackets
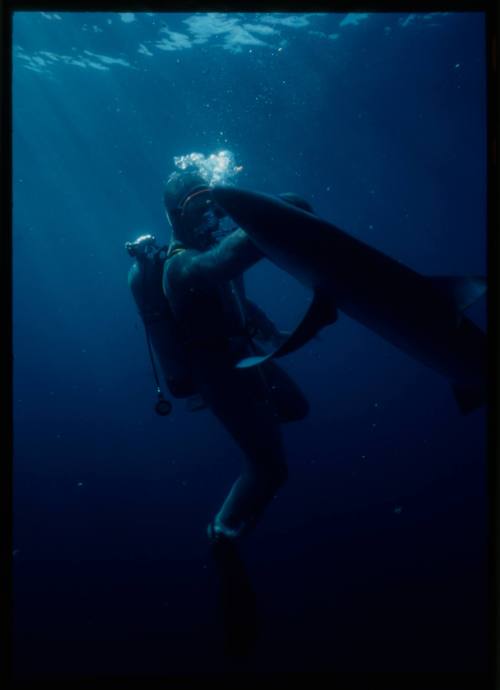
212,186,487,414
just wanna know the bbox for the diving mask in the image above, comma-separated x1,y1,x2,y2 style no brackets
180,189,237,246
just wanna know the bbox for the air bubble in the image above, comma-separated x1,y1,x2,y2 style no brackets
173,150,243,186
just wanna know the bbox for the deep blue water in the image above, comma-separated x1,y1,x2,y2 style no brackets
12,11,488,676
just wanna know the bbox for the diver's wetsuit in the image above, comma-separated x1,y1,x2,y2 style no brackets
163,229,289,540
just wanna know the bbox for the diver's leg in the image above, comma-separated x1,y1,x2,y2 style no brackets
213,451,288,540
199,369,288,540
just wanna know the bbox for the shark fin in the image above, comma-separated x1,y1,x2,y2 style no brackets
429,276,487,312
236,290,338,369
452,382,486,415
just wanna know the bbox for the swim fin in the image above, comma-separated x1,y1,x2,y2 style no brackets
209,531,260,657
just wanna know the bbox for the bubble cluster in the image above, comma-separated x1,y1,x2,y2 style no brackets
173,150,243,186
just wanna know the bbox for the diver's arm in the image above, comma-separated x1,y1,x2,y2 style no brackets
169,229,263,290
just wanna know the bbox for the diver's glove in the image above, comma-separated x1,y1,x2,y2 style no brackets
245,299,289,347
251,324,290,349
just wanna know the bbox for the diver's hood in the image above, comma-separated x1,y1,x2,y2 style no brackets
164,171,208,215
164,170,211,248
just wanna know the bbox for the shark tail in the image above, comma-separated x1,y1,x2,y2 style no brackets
429,275,486,312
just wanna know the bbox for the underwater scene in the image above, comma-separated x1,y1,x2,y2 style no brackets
12,10,487,676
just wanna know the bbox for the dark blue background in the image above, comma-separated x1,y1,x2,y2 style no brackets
12,11,487,675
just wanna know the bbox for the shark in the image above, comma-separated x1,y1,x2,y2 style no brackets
211,186,487,415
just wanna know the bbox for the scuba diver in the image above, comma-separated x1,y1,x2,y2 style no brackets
161,170,312,542
126,169,312,655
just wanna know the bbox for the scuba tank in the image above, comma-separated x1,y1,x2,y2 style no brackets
126,234,197,416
